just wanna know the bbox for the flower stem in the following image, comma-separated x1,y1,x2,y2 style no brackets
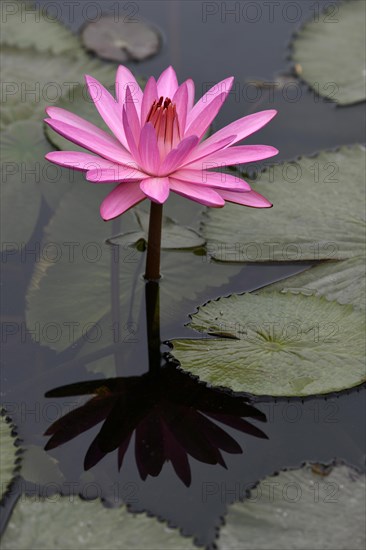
144,201,163,280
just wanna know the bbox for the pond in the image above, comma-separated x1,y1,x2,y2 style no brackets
1,1,365,549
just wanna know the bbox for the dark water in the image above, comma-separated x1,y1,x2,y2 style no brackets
1,1,365,548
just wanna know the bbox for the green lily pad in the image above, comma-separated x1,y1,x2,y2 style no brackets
109,210,205,250
0,120,75,251
203,146,366,262
0,1,81,57
0,121,44,251
263,256,366,311
0,414,18,501
26,185,240,352
1,497,197,550
171,292,366,396
0,47,118,129
291,1,366,105
82,15,160,63
218,464,365,549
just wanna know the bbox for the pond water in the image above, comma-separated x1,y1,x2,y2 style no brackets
1,1,365,548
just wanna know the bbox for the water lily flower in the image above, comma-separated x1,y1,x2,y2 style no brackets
45,65,278,278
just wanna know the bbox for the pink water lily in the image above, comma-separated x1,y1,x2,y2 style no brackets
45,65,278,220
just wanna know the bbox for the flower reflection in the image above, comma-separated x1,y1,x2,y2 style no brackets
44,364,267,486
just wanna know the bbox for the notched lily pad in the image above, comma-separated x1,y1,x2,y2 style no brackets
1,497,197,550
263,256,366,312
203,146,366,262
291,0,366,105
0,413,19,501
109,210,205,250
0,0,81,57
82,16,160,62
218,464,366,549
171,292,366,397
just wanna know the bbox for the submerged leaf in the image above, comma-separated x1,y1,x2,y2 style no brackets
203,146,366,262
109,210,205,250
25,185,240,352
171,292,366,396
291,0,366,105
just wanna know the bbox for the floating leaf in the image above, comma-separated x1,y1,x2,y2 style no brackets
0,47,118,128
26,185,240,351
171,292,366,396
110,210,205,250
263,256,366,311
218,464,365,549
0,121,43,251
0,120,74,251
1,497,196,550
82,15,160,62
291,1,366,105
0,414,18,501
203,146,366,262
0,1,81,57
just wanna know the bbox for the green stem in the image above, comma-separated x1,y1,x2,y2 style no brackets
144,201,163,280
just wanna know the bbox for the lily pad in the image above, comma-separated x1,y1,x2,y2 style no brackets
1,497,196,550
26,185,240,352
291,1,366,105
203,146,366,262
0,1,81,57
0,414,18,501
218,464,365,549
82,15,160,62
0,120,74,251
109,210,205,250
0,121,44,251
171,292,366,396
263,256,366,311
0,47,118,129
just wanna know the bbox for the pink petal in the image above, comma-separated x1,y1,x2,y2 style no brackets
46,107,114,142
218,189,272,208
45,151,115,171
140,177,170,203
44,118,134,166
185,145,279,169
141,76,158,125
85,75,128,149
86,165,149,183
122,108,141,164
138,123,160,174
203,110,278,149
169,178,225,207
115,65,143,114
100,182,146,220
125,86,141,144
157,66,179,99
181,135,236,167
184,92,229,140
172,169,251,191
185,79,195,111
159,135,199,176
172,83,188,133
186,77,234,128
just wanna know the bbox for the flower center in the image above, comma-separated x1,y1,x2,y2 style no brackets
146,96,180,156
